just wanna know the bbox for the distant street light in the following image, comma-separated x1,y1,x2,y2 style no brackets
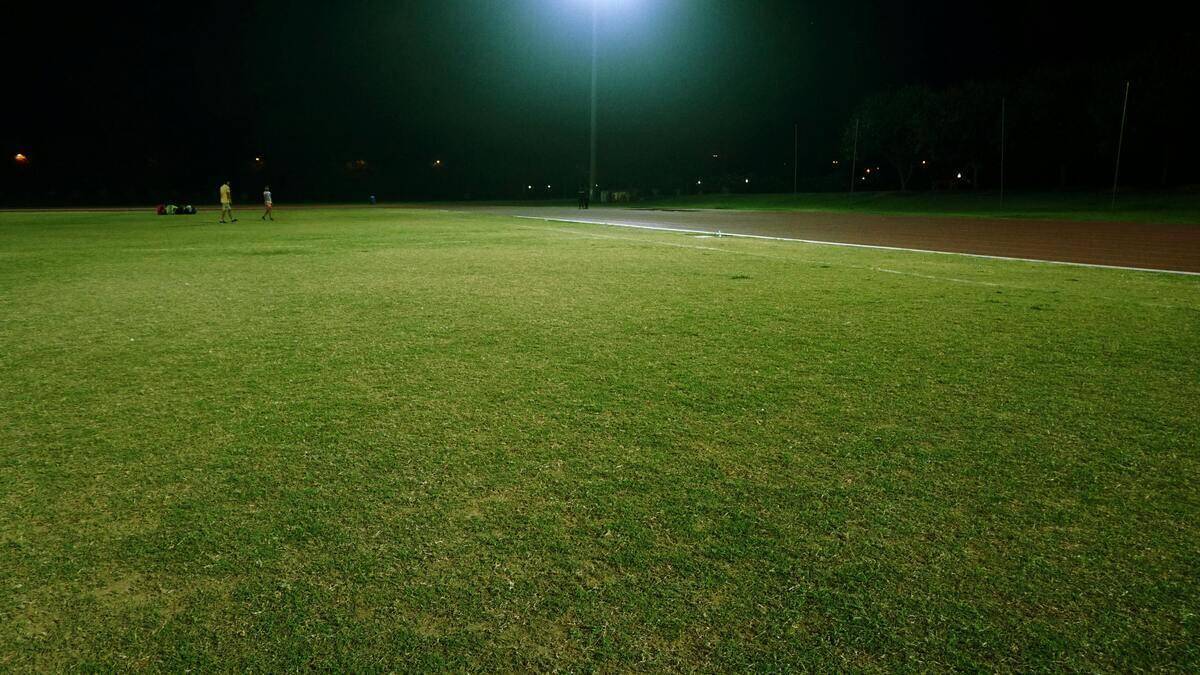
14,153,28,164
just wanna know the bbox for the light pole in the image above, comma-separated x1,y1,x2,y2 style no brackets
588,0,599,202
1111,81,1131,210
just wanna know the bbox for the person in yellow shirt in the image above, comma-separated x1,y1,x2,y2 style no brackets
218,181,237,223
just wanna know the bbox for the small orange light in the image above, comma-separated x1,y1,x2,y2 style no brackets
14,153,27,163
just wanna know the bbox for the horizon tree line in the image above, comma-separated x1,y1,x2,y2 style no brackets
839,43,1200,193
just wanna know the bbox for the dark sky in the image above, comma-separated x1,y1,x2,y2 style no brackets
3,1,1195,202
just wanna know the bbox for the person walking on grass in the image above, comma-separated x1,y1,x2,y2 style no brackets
219,181,237,223
262,185,274,220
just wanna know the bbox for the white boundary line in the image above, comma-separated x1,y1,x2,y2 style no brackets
515,215,1200,277
533,225,1005,288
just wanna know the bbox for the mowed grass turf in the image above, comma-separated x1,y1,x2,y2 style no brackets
1,208,1197,671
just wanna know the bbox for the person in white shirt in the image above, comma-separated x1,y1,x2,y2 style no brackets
262,186,274,221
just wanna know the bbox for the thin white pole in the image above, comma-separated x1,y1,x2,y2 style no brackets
1000,97,1006,208
1111,80,1131,209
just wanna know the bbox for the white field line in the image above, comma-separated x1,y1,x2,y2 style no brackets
515,215,1200,277
531,225,1002,288
528,225,1200,311
874,268,998,286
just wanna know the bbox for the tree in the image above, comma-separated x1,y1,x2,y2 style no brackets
934,82,1004,189
844,86,937,191
1012,66,1097,188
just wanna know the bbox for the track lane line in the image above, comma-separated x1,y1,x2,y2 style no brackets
515,215,1200,277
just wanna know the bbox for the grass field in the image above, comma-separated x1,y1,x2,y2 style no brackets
1,208,1198,670
638,190,1200,224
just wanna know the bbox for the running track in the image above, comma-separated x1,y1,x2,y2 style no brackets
467,206,1200,275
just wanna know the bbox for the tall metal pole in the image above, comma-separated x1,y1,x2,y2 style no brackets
1000,97,1006,208
792,124,798,194
588,1,599,203
849,119,860,194
1111,80,1130,210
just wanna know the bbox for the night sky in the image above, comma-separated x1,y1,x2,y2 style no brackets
3,1,1195,203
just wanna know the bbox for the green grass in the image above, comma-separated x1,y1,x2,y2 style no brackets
1,208,1198,671
639,190,1200,224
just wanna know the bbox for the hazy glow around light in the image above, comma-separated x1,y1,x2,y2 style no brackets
581,0,637,8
